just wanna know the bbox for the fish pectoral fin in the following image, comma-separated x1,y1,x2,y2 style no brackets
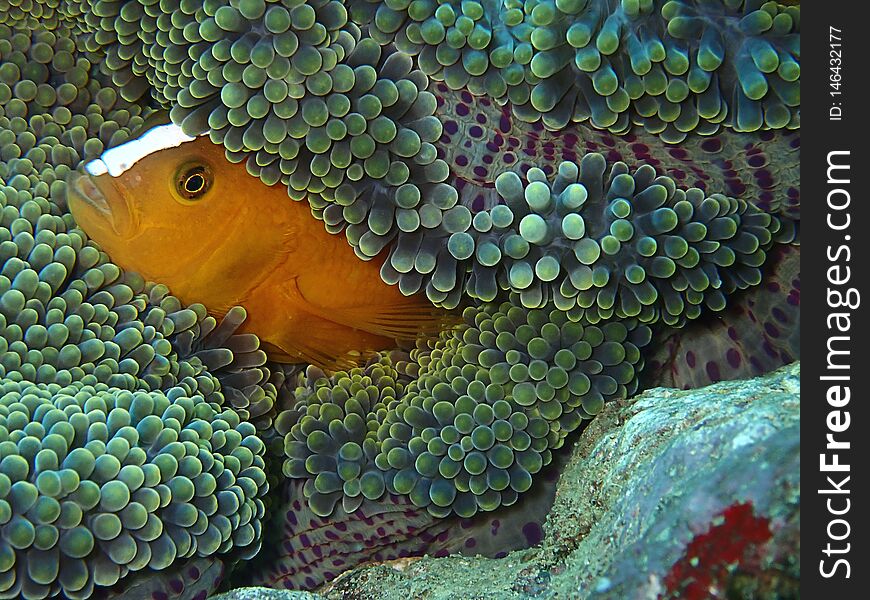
286,279,459,341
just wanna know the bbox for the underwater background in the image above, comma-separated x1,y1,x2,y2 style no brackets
0,0,798,598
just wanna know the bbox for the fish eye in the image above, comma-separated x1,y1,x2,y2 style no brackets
176,165,211,200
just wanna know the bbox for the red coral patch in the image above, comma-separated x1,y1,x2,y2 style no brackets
661,502,772,599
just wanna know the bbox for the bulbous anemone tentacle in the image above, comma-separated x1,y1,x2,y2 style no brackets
1,23,278,598
0,379,268,599
348,0,800,141
281,303,650,518
385,152,793,322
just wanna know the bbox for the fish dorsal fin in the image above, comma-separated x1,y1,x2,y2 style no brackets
286,278,459,341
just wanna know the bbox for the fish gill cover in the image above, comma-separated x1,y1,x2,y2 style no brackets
0,1,798,598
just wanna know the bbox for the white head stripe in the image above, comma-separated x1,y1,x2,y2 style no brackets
85,123,198,177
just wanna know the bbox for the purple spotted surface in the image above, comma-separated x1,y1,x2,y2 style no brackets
245,458,561,591
94,558,225,600
433,84,800,221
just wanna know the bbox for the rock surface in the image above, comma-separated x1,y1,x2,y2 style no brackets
212,363,801,600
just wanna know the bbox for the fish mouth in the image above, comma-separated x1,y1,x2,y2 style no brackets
67,164,137,240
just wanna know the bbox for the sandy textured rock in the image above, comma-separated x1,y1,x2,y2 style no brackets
215,363,800,600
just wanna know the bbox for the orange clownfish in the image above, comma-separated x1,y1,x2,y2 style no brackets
66,121,449,368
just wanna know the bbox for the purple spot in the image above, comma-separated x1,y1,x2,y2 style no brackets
668,147,689,160
705,361,721,382
465,538,477,548
456,103,470,117
700,138,722,153
748,155,766,168
476,113,487,124
170,579,184,594
469,125,484,138
726,180,746,196
523,521,545,546
152,593,168,600
193,592,207,600
500,115,511,133
473,166,487,178
750,356,764,372
187,566,201,579
764,323,781,338
726,349,741,369
445,120,459,135
456,154,468,167
686,351,696,368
